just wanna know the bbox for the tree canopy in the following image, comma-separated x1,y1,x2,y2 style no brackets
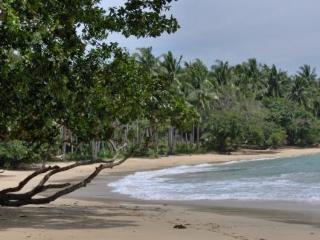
0,0,188,206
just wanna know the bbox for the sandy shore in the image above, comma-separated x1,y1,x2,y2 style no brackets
1,147,320,240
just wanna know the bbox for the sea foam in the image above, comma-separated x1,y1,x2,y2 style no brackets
108,155,320,202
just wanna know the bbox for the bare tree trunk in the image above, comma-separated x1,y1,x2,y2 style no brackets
91,140,101,161
60,126,67,160
173,128,176,149
124,124,128,142
136,121,139,145
196,123,200,150
154,130,159,154
41,149,49,169
191,124,195,144
168,127,174,154
70,133,74,154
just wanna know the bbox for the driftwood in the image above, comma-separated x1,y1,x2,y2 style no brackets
0,144,131,207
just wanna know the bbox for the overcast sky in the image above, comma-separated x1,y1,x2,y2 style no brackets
102,0,320,74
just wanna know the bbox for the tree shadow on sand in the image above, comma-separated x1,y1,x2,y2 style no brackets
0,204,141,230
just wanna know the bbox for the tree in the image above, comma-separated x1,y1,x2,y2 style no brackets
159,51,183,153
0,0,180,206
265,65,288,98
233,59,267,99
289,65,317,108
184,59,214,149
211,60,232,86
288,76,310,107
297,64,317,83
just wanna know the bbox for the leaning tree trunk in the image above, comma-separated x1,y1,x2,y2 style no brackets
0,144,131,207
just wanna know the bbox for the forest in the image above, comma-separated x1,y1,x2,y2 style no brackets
2,46,320,168
1,0,319,206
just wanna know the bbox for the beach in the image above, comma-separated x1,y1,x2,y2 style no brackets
1,147,320,240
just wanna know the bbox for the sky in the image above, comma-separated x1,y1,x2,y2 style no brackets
102,0,320,74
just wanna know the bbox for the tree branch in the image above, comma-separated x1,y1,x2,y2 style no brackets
0,143,133,207
0,166,60,194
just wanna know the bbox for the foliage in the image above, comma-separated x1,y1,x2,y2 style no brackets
2,0,320,164
0,0,185,165
202,111,245,152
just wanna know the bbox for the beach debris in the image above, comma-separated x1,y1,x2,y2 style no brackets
173,224,187,229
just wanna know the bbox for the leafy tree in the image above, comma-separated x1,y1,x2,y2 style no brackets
202,110,245,152
0,0,181,206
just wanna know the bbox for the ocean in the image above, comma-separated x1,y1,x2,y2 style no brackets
109,154,320,202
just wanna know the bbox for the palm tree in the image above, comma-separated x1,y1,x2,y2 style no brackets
265,65,287,98
233,59,267,98
184,59,216,149
297,64,317,83
159,51,183,153
133,47,160,150
288,77,310,106
211,60,232,86
134,47,158,73
288,65,317,108
160,51,183,91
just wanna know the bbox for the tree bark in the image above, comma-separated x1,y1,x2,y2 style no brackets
168,127,173,154
0,144,132,207
196,123,200,150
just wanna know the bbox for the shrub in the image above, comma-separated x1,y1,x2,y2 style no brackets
0,141,29,168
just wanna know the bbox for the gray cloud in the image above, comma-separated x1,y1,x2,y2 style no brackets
102,0,320,74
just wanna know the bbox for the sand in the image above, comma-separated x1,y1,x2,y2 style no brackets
1,147,320,240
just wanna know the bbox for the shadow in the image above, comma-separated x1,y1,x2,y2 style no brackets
0,204,139,230
206,206,320,229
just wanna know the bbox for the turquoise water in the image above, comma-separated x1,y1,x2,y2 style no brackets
109,155,320,202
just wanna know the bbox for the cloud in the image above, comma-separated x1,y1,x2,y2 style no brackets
101,0,320,74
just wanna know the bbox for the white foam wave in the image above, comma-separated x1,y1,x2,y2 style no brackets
108,156,320,202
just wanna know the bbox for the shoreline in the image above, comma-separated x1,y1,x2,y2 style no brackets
2,147,320,240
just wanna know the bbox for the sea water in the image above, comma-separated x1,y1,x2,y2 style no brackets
108,155,320,202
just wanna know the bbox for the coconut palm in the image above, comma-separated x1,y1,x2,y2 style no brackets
134,47,159,73
297,64,317,83
265,65,287,98
184,59,217,148
233,59,267,98
288,77,310,106
288,65,317,108
159,51,183,153
211,60,232,86
159,51,183,92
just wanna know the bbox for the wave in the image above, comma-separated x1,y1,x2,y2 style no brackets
108,155,320,202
